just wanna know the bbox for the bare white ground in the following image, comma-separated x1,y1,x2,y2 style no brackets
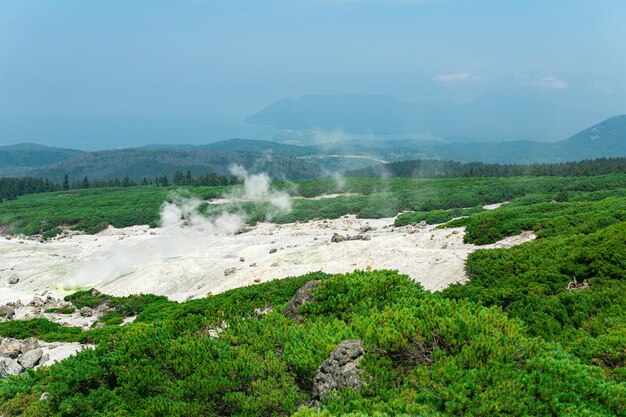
0,216,534,303
206,193,359,205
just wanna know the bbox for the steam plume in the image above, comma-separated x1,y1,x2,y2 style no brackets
63,167,292,289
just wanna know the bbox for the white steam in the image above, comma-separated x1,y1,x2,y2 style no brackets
63,166,292,290
228,164,292,217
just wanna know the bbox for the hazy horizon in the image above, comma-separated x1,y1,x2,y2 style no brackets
1,0,626,149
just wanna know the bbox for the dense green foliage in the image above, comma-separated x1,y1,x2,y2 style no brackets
1,172,626,416
444,222,626,383
3,172,626,236
395,206,485,226
2,271,625,416
0,186,226,235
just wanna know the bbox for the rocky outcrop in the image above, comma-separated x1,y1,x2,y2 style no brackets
79,307,93,317
0,305,15,320
312,340,365,400
0,292,113,329
283,280,322,321
0,338,47,378
330,233,371,243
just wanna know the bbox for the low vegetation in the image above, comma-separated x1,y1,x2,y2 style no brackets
1,268,625,415
1,171,625,415
2,173,626,236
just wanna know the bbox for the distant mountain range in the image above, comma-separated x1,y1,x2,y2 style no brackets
246,93,581,142
0,115,625,180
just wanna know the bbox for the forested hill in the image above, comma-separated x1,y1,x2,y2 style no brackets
0,143,84,174
348,157,626,178
15,148,323,182
200,139,317,157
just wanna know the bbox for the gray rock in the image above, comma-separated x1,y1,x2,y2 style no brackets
30,297,44,307
79,307,93,317
331,233,346,243
39,353,50,366
0,338,24,358
224,267,237,276
331,233,370,243
269,248,278,254
0,306,15,320
96,304,110,315
239,257,245,262
284,280,322,321
21,338,39,353
0,357,23,378
18,348,43,369
359,225,374,233
7,274,19,285
312,340,365,400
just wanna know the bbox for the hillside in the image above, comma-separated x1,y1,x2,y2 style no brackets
339,115,626,164
0,143,83,176
19,148,323,182
560,115,626,157
201,138,317,157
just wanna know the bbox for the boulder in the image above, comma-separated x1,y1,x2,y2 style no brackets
18,348,43,369
30,297,44,307
22,338,39,353
331,233,346,243
95,304,110,315
312,340,365,400
331,233,370,243
0,357,23,378
0,306,15,320
79,307,93,317
284,280,322,321
0,338,24,359
8,274,19,285
269,248,278,254
224,267,237,276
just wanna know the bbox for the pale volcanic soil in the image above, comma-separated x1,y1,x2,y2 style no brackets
0,213,534,304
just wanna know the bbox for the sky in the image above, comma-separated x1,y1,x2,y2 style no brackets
1,0,625,148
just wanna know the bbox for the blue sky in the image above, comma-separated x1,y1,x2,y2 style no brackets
1,0,625,148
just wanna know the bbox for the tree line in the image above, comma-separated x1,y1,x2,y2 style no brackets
0,170,234,202
348,156,626,178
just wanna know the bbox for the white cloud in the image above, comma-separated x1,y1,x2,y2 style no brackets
435,72,481,82
531,76,569,89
